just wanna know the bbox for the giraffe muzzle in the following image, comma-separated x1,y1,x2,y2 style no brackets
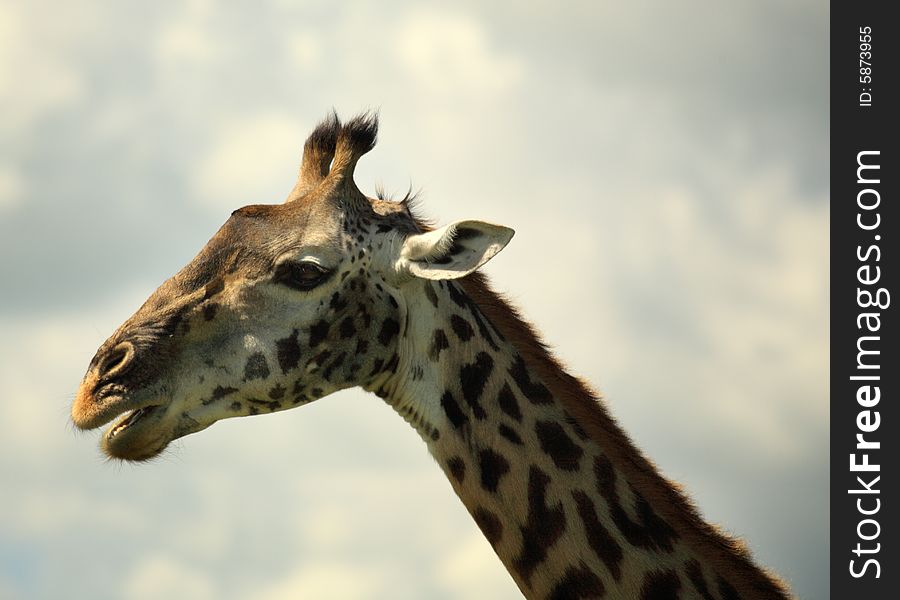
72,339,166,433
71,356,171,460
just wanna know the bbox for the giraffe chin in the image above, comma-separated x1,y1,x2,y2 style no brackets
101,404,173,461
100,403,217,461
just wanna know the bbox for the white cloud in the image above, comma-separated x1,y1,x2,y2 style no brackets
257,562,387,600
193,113,306,210
298,505,356,550
154,0,222,70
0,2,87,139
0,2,17,94
0,164,25,212
0,577,19,600
393,10,524,95
7,486,147,540
124,555,215,600
287,31,323,71
157,20,218,68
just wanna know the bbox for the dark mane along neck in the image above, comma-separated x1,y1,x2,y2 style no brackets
457,272,790,599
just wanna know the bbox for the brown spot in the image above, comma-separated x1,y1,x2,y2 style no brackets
549,564,605,600
514,466,566,584
535,420,583,471
478,449,510,493
308,320,329,348
640,570,681,600
593,455,678,552
572,491,623,581
718,576,741,600
509,355,552,405
384,353,400,373
460,352,492,420
368,358,384,377
450,315,474,341
378,317,400,346
339,317,356,339
323,351,347,380
447,282,468,308
329,292,348,311
429,329,450,361
498,424,523,445
424,280,439,307
202,302,219,321
447,457,466,483
310,350,332,366
473,507,503,548
202,385,238,406
276,330,302,373
441,391,468,429
248,398,281,412
684,560,715,600
469,308,500,351
497,382,522,422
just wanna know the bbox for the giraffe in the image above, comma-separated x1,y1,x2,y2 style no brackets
72,113,791,600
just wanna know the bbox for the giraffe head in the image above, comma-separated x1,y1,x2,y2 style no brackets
72,113,514,460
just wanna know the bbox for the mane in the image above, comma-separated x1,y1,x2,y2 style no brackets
457,271,791,599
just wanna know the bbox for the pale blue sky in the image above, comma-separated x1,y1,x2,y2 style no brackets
0,1,827,598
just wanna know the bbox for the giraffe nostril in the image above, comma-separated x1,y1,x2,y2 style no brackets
99,341,136,380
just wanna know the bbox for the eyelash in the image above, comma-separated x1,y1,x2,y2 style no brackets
272,261,332,291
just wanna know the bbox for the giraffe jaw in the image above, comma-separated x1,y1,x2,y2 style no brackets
102,393,222,461
100,404,171,461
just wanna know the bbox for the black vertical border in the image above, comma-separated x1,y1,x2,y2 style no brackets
831,2,898,597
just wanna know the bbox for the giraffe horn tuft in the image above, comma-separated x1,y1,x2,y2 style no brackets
285,110,341,203
286,111,378,211
330,111,378,183
319,110,378,212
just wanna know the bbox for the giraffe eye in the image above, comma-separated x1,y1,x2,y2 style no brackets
273,261,331,291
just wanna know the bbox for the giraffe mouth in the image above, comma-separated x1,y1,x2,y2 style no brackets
100,403,171,461
88,395,172,461
108,405,160,438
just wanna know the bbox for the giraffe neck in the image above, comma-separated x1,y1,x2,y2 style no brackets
372,275,789,600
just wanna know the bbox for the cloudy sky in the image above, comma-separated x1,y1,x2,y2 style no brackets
0,1,827,598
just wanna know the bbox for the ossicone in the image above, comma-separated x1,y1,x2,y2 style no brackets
285,111,379,208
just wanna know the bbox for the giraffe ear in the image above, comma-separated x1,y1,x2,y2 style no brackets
398,220,515,280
